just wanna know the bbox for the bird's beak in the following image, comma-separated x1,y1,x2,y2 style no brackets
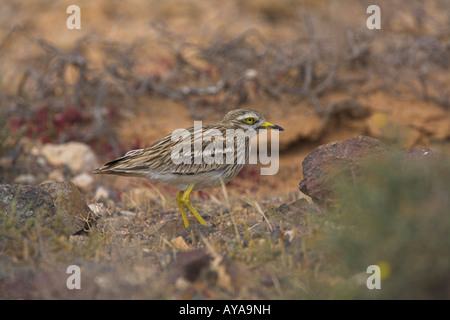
258,121,285,131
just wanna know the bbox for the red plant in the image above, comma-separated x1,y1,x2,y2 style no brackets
8,105,90,144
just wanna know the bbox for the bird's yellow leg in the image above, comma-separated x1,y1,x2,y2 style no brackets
182,184,207,226
176,190,190,228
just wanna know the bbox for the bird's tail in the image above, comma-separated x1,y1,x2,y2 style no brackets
94,155,149,177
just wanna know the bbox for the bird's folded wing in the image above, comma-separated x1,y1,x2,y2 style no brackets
94,125,250,176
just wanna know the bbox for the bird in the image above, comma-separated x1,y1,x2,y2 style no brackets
94,108,284,228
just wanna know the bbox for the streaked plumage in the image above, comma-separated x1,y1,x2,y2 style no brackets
94,108,284,228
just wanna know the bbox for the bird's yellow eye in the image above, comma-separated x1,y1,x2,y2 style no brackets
244,117,256,124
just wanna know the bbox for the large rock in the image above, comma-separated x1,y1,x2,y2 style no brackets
298,136,447,208
299,136,388,207
0,181,95,235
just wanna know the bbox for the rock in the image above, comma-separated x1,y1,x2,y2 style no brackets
0,184,54,228
41,142,99,174
168,249,211,282
88,203,105,216
170,236,190,251
47,169,65,182
298,136,447,208
299,136,388,207
41,181,96,233
0,181,96,236
71,172,94,191
94,186,111,201
167,248,245,292
13,174,37,185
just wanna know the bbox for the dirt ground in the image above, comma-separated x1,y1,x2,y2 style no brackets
2,0,449,168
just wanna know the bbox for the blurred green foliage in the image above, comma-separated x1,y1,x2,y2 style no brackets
312,154,450,299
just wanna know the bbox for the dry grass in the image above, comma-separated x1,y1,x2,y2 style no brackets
1,153,450,299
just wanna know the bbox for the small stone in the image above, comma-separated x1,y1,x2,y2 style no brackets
88,203,105,215
244,69,258,80
94,186,110,200
71,172,94,190
284,230,295,242
14,174,37,185
171,236,190,251
169,249,211,282
47,169,65,182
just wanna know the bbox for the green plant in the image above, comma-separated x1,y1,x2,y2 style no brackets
312,155,450,299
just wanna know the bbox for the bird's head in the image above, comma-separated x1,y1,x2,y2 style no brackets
221,108,284,132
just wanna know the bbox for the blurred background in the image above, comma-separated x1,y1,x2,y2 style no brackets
1,0,449,197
